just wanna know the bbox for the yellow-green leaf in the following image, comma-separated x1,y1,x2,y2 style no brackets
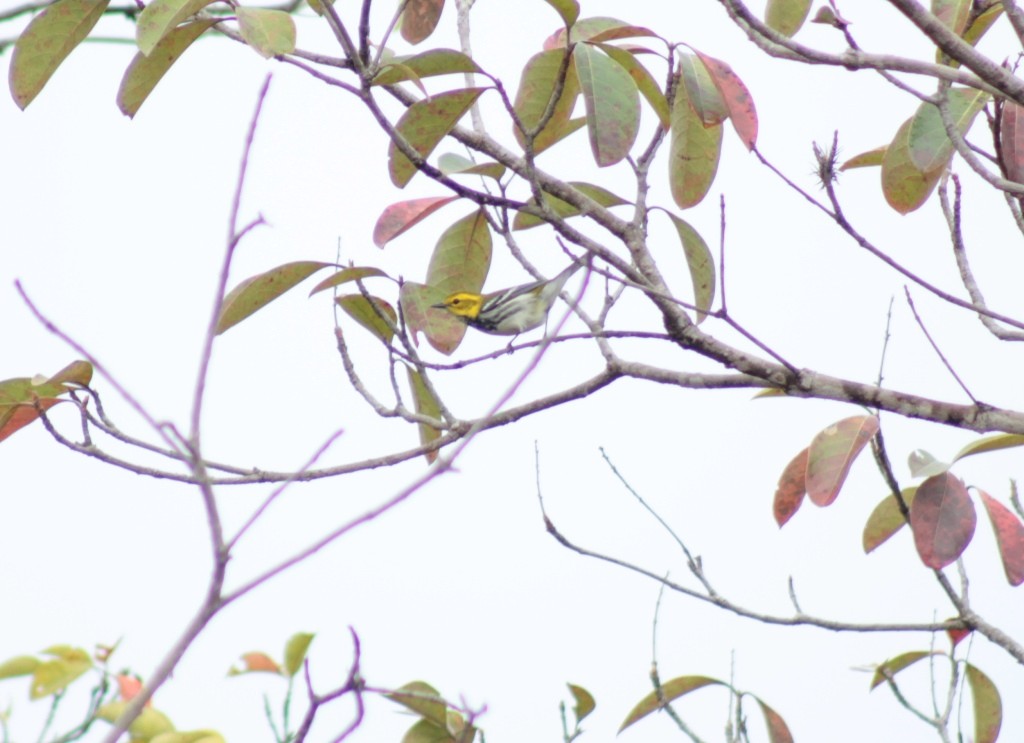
863,488,916,553
237,7,296,59
372,49,480,85
30,654,92,699
0,656,40,680
574,42,639,166
965,663,1002,743
543,0,580,26
387,680,448,727
840,146,886,170
870,651,940,689
678,54,728,126
664,211,715,321
309,268,391,297
388,88,486,187
216,261,333,335
619,676,723,732
953,433,1024,463
668,78,722,209
436,153,506,180
513,49,580,154
568,683,595,722
119,19,216,118
135,0,215,56
283,632,314,677
766,0,812,38
401,718,453,743
513,181,629,230
597,43,669,129
881,117,943,214
9,0,110,109
152,731,226,743
336,295,398,344
406,367,443,463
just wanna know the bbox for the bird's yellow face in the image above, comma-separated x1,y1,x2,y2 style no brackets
433,292,484,320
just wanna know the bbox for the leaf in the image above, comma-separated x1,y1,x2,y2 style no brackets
953,432,1024,463
118,19,216,118
228,652,281,676
437,153,506,179
619,675,723,732
372,49,481,86
805,415,880,507
401,718,453,743
336,295,398,344
30,652,92,699
513,49,581,154
668,77,722,209
9,0,109,109
1000,102,1024,185
597,43,670,129
543,0,580,27
678,54,728,126
309,267,391,297
840,146,887,170
573,42,639,166
0,362,92,443
48,360,93,386
947,625,972,647
99,703,176,738
910,472,977,569
881,117,943,214
663,211,715,321
216,261,333,335
869,651,940,689
568,683,595,722
753,696,794,743
962,4,1004,49
774,447,808,527
374,196,459,247
551,17,660,46
151,731,226,743
407,367,443,463
0,656,40,679
284,632,314,677
387,681,448,728
389,88,486,187
513,181,629,230
907,87,988,172
931,0,971,37
400,0,444,44
863,488,916,553
766,0,812,37
135,0,215,56
908,448,950,478
693,51,758,150
978,490,1024,586
400,283,464,354
965,663,1002,743
236,8,296,59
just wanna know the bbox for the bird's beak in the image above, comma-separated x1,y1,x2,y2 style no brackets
430,302,446,309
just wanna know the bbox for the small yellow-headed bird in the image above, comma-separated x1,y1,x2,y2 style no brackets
431,258,587,336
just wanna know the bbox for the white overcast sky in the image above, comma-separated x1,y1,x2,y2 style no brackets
3,1,1024,741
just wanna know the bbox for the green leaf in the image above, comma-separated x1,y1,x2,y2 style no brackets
336,295,398,344
400,0,444,45
372,49,481,86
870,651,941,689
9,0,109,109
882,117,942,214
387,681,448,728
283,632,315,677
678,54,728,126
862,488,916,553
596,43,669,129
389,88,487,187
663,211,715,321
766,0,812,37
965,663,1002,743
135,0,215,56
962,4,1004,48
118,19,216,118
406,367,443,463
0,656,40,680
513,49,581,154
152,731,226,743
668,77,722,209
513,181,629,230
236,8,296,59
401,718,453,743
436,153,506,180
840,146,886,170
216,261,333,335
573,42,639,166
805,415,880,507
374,196,459,247
309,267,391,297
619,676,723,732
543,0,580,26
30,651,92,699
907,87,988,172
952,433,1024,463
568,683,595,722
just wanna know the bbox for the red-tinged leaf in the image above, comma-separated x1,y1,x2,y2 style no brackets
619,676,723,732
954,433,1024,463
932,0,971,36
694,51,758,150
0,655,40,679
389,88,486,187
374,196,459,247
668,79,722,208
0,398,63,443
882,117,942,214
337,295,398,344
863,488,916,553
663,211,715,321
407,367,443,463
231,652,282,675
841,145,886,170
597,43,670,129
545,17,660,48
135,0,215,56
766,0,812,37
754,697,794,743
568,683,595,722
907,87,988,172
216,261,333,334
1000,103,1024,184
236,8,295,59
543,0,579,27
0,365,86,443
116,674,143,701
678,54,728,126
118,19,216,118
774,447,808,527
574,42,640,166
387,681,448,727
870,651,940,689
400,0,444,44
513,49,580,154
284,632,314,677
309,267,391,297
910,472,977,569
400,282,466,354
965,664,1002,743
805,415,880,507
9,0,109,109
947,625,972,648
978,490,1024,586
371,49,480,86
437,152,505,179
513,181,629,230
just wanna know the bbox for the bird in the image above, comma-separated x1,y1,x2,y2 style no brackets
431,257,588,338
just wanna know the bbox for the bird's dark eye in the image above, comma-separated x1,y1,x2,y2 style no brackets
451,298,461,305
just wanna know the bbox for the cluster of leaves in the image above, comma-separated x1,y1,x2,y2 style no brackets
0,361,94,442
